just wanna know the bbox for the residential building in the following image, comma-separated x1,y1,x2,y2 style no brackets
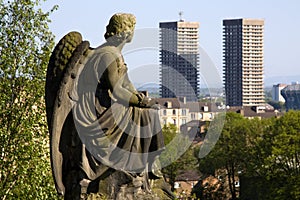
226,105,281,119
281,83,300,111
159,20,200,101
272,83,287,102
155,97,218,131
154,97,280,132
223,18,265,106
174,170,201,198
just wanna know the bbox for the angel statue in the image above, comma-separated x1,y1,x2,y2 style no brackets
45,13,175,200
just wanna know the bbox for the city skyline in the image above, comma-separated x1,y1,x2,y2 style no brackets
41,0,300,87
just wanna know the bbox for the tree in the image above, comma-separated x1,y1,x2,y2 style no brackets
160,125,182,191
160,124,198,191
196,111,300,200
240,111,300,200
198,112,250,200
0,0,58,199
236,117,275,200
263,111,300,199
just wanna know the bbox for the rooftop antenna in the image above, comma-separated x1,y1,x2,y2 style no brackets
179,11,184,22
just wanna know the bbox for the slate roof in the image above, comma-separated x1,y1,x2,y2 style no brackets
153,97,281,118
227,105,282,118
154,98,181,108
175,170,202,181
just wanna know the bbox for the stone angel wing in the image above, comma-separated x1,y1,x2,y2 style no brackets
45,32,91,195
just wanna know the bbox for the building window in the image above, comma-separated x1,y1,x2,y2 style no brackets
181,109,186,116
173,119,176,125
199,113,203,119
163,119,167,125
235,181,240,188
181,119,186,125
173,109,176,115
163,110,167,116
191,113,195,120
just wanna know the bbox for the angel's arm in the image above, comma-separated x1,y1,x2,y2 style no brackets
100,53,141,106
122,72,146,101
122,73,138,93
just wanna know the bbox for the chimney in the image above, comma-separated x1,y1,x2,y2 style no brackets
165,101,172,108
179,97,186,104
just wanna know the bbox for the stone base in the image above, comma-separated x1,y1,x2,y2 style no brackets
83,171,175,200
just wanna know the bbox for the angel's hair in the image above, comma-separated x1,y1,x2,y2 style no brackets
104,13,136,41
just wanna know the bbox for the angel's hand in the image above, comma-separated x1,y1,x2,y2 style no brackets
136,92,145,101
139,97,159,109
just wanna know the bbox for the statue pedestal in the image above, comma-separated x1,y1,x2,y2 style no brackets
81,171,175,200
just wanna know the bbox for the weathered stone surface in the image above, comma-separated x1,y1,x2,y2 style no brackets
85,171,174,200
46,13,175,200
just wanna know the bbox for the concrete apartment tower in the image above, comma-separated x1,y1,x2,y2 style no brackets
159,19,200,102
223,18,265,106
272,83,287,102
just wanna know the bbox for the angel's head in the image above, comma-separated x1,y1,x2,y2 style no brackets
104,13,136,44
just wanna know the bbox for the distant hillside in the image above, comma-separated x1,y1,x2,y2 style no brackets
265,75,300,87
134,75,300,97
135,82,160,97
134,82,224,98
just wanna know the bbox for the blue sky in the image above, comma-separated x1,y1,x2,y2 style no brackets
42,0,300,86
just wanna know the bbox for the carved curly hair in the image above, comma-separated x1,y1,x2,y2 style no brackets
104,13,136,42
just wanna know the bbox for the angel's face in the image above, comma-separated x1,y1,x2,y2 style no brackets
126,31,134,43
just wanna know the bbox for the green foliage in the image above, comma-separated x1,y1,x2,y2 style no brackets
161,124,178,145
160,125,182,190
198,112,249,199
0,0,58,199
263,111,300,199
264,88,272,102
239,112,300,200
197,111,300,200
160,125,199,191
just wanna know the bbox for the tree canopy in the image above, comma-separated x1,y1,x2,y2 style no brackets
0,0,58,199
196,111,300,200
